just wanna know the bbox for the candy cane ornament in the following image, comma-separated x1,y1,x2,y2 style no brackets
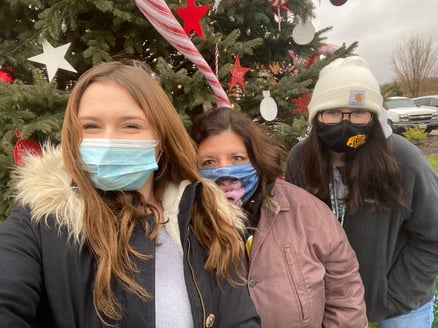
215,43,219,76
269,0,291,31
135,0,231,108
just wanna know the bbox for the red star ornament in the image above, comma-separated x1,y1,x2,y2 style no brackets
229,55,249,91
175,0,211,39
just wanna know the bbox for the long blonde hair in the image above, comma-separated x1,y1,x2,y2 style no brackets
61,61,245,324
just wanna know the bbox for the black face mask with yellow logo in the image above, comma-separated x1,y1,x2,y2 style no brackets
315,119,374,153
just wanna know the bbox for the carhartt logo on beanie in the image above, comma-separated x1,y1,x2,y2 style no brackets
308,56,383,122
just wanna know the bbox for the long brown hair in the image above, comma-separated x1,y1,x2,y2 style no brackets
191,107,285,207
61,61,245,324
299,116,405,213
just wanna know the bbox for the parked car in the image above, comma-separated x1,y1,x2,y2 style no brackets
383,96,438,133
413,95,438,108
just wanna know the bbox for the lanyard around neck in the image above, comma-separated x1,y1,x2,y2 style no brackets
329,179,346,226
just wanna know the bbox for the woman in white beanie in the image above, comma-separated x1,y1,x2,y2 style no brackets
285,56,438,327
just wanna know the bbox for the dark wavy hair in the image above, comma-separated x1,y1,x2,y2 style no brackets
299,116,405,213
191,107,285,205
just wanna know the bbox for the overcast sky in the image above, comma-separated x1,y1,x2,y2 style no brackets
312,0,438,84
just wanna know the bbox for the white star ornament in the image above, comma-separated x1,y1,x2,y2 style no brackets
28,39,77,82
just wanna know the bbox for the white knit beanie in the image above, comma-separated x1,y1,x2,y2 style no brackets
308,56,383,122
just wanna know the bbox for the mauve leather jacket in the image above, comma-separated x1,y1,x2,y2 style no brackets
243,179,367,328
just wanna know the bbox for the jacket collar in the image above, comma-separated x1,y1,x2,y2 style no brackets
261,179,290,225
161,179,192,255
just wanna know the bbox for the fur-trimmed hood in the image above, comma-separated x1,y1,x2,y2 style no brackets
12,144,86,245
11,144,245,253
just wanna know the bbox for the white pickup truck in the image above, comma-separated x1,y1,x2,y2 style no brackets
383,96,438,133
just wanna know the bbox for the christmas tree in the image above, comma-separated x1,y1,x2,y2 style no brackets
0,0,356,220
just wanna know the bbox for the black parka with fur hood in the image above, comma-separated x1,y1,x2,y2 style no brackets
0,145,260,328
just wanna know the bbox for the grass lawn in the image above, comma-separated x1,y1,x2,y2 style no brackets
367,156,438,327
426,154,438,173
428,153,437,327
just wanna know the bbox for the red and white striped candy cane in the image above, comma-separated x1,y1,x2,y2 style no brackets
135,0,231,108
269,0,291,31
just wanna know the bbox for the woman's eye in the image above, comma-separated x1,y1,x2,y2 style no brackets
124,123,140,129
201,159,215,167
82,123,99,129
232,155,245,162
326,110,340,116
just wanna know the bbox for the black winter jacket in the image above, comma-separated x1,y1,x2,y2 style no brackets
286,133,438,321
0,146,260,328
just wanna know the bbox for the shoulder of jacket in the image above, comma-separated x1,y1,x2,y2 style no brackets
390,134,436,173
270,179,337,224
273,179,323,205
11,144,85,244
390,133,424,157
292,139,306,152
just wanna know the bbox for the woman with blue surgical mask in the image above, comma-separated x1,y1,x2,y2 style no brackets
191,107,368,328
0,61,260,327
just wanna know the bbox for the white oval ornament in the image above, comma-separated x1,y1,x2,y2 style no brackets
260,90,278,121
292,19,315,45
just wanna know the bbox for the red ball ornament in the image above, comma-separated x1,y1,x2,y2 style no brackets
0,69,13,83
330,0,348,6
13,130,42,166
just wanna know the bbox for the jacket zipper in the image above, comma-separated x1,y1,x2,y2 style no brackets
186,236,207,327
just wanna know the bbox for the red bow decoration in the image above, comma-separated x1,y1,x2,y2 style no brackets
291,92,310,116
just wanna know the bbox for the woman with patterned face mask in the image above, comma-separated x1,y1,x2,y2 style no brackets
285,56,438,327
191,107,367,328
0,61,260,327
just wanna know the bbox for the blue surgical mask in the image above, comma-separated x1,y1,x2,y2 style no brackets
79,138,158,191
200,163,259,206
